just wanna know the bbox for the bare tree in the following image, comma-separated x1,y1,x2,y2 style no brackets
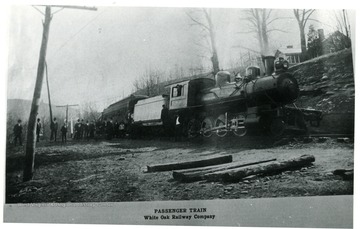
133,68,164,96
186,8,220,75
333,9,351,39
82,102,101,122
238,9,286,55
293,9,316,60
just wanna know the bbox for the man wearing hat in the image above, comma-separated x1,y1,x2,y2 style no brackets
13,119,23,146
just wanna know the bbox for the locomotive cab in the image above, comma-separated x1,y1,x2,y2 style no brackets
167,78,215,110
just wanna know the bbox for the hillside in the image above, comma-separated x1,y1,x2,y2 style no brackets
6,99,80,141
7,99,79,123
289,48,354,134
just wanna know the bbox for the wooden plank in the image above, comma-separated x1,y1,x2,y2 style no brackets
173,158,277,182
146,155,232,173
204,154,315,182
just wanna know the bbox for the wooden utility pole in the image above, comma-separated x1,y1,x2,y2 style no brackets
23,5,97,182
56,104,79,125
45,61,53,132
23,6,52,182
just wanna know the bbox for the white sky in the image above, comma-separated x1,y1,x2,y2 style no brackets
5,3,356,111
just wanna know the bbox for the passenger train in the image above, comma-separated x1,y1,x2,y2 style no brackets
102,56,322,138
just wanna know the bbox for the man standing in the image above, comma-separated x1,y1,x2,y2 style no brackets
84,120,89,140
89,121,95,139
161,104,169,135
36,118,42,142
61,123,68,143
80,119,85,139
50,117,58,142
74,119,81,140
13,119,23,146
174,115,182,142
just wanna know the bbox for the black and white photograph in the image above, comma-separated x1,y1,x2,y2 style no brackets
2,1,356,228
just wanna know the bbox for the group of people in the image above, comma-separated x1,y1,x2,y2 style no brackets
74,119,96,140
12,117,85,146
98,118,126,140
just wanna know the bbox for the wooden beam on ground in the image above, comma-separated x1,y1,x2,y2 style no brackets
205,154,315,182
173,158,277,182
146,155,232,173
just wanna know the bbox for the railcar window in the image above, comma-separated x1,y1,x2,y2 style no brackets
172,85,183,97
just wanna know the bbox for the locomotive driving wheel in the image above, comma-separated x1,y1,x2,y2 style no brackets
232,115,247,137
214,114,228,137
201,117,214,138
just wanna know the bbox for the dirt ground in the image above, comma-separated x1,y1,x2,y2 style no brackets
6,135,353,203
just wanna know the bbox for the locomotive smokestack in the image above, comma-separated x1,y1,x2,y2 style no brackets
263,56,276,76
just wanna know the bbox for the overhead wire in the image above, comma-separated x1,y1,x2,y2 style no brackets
47,7,108,60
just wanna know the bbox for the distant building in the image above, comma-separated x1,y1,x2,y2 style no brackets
275,45,302,66
275,29,351,64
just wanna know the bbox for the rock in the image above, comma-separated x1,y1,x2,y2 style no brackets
118,157,126,161
325,91,335,96
242,180,250,184
337,138,350,143
344,83,355,89
243,175,257,180
224,186,234,191
317,137,330,143
240,191,248,194
321,75,329,80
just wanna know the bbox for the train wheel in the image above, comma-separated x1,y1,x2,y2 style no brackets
269,118,286,138
232,115,247,137
201,117,214,138
215,115,227,137
187,118,201,138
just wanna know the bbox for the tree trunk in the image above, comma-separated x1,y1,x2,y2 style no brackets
146,155,232,173
23,6,52,182
299,25,307,61
205,154,315,182
173,158,276,182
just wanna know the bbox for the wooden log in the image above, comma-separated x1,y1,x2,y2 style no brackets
173,158,277,182
204,154,315,182
146,155,232,173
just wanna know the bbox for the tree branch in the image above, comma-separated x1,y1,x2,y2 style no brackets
267,28,288,33
304,9,316,24
186,11,210,32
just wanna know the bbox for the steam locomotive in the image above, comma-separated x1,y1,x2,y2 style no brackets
102,56,322,138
